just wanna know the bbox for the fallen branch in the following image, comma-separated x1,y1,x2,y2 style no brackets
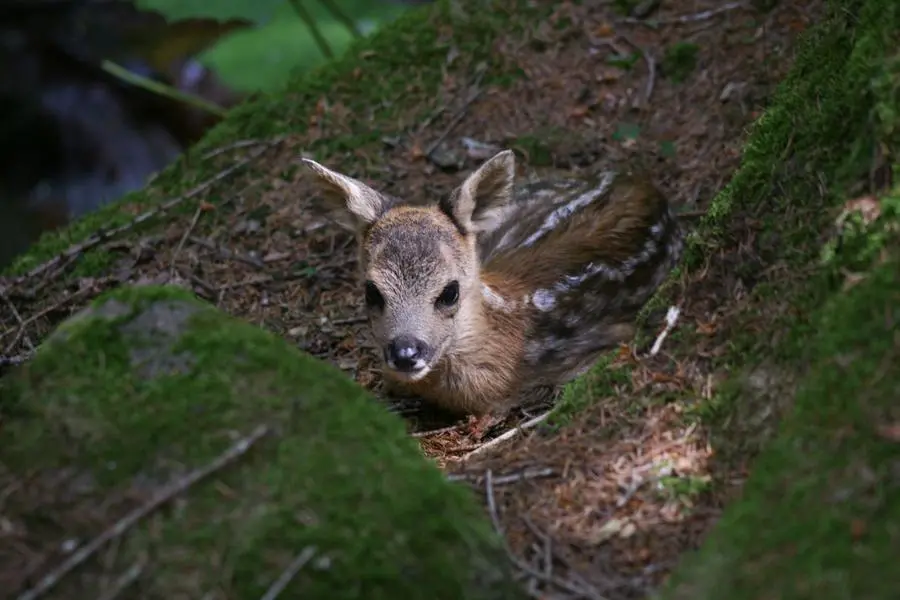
16,425,270,600
259,546,317,600
462,412,551,462
412,425,459,438
7,142,277,287
447,466,555,485
95,558,147,600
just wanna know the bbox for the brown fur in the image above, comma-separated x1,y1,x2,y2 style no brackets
302,151,683,416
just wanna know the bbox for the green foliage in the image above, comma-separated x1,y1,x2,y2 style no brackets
137,0,413,92
662,42,699,83
135,0,286,24
606,51,640,70
613,121,641,142
656,0,900,596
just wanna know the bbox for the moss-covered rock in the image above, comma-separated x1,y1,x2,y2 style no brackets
653,0,900,597
1,285,525,599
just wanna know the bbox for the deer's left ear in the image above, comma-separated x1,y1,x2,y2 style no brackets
441,149,516,234
302,158,394,228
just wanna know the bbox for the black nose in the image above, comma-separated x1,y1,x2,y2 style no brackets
386,335,429,372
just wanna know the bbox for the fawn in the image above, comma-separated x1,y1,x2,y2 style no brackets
302,150,683,417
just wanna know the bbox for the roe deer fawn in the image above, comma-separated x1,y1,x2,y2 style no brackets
302,150,683,416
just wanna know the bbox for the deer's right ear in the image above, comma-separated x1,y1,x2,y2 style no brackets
302,158,392,227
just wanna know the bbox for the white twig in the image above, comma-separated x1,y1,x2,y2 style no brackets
96,558,147,600
16,425,270,600
259,546,317,600
665,2,745,24
447,466,555,485
412,425,459,438
622,2,746,25
462,412,550,461
648,306,680,357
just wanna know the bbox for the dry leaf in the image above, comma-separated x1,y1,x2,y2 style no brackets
876,423,900,442
840,269,867,291
837,195,882,227
850,518,867,540
588,517,626,544
569,105,590,118
594,22,615,37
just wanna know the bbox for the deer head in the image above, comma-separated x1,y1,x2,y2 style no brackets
302,150,517,381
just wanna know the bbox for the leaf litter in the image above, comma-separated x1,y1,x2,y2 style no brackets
0,0,825,597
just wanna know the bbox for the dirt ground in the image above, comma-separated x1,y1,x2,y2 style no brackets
0,1,825,597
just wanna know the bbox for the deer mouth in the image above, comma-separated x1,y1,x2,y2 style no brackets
386,359,432,381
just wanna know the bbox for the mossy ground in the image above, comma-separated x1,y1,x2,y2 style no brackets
1,285,524,599
3,0,895,597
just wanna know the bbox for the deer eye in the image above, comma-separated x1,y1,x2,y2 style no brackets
435,281,460,309
365,280,385,310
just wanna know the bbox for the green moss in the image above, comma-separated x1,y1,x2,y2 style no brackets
2,285,525,599
548,354,630,428
4,0,545,279
663,246,900,599
654,0,900,595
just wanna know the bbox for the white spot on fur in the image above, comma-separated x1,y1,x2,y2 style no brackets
519,172,616,248
532,289,556,311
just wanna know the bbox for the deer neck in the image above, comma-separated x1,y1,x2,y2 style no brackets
445,278,527,369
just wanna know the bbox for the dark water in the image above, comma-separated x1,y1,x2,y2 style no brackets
0,1,243,271
0,0,436,272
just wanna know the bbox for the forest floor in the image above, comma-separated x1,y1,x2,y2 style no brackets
2,0,867,598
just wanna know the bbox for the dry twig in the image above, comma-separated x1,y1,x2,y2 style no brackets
462,412,551,461
0,277,116,349
447,466,555,485
16,425,270,600
621,1,746,25
425,67,487,161
7,143,276,287
95,558,147,600
617,34,656,104
172,205,206,267
412,425,460,438
259,546,317,600
484,470,606,599
1,289,34,352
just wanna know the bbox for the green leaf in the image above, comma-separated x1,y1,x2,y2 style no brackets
660,140,677,158
606,52,639,70
613,122,641,141
135,0,286,25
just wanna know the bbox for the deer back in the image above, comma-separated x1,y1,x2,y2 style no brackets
480,169,684,387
